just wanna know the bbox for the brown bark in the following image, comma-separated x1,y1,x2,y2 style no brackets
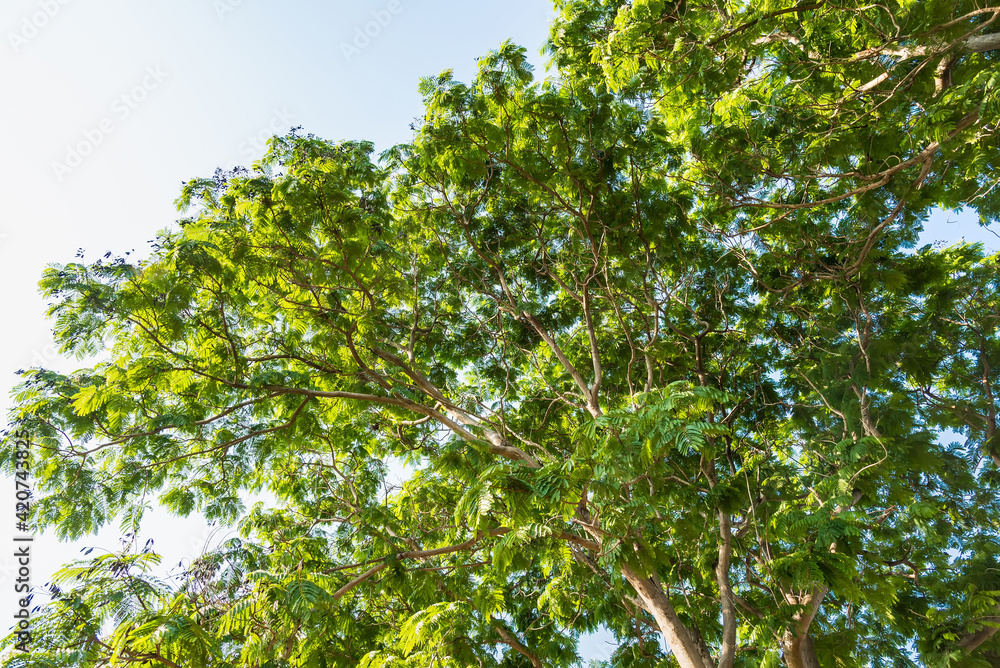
494,620,544,668
779,587,827,668
716,512,738,668
964,31,1000,53
957,608,1000,653
781,631,822,668
619,564,714,668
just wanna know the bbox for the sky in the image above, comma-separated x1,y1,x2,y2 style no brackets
0,0,996,663
0,0,623,661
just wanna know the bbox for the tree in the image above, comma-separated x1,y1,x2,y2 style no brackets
3,2,1000,666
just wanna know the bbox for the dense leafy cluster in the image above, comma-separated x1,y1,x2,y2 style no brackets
4,1,1000,666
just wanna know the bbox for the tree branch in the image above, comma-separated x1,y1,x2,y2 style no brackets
493,620,543,668
957,608,1000,652
716,511,738,668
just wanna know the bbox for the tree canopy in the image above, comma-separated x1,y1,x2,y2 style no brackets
4,1,1000,666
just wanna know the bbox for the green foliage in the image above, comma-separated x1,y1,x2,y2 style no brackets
5,2,1000,667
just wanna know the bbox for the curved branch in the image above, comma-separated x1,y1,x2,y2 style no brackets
957,608,1000,653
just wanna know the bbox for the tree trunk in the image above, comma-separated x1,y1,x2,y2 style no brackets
779,587,826,668
957,608,1000,653
716,512,738,668
781,632,821,668
619,564,714,668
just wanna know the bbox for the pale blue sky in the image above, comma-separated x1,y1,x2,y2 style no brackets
0,0,629,661
0,0,994,663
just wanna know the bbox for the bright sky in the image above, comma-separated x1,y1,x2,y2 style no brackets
0,0,630,661
0,0,996,663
